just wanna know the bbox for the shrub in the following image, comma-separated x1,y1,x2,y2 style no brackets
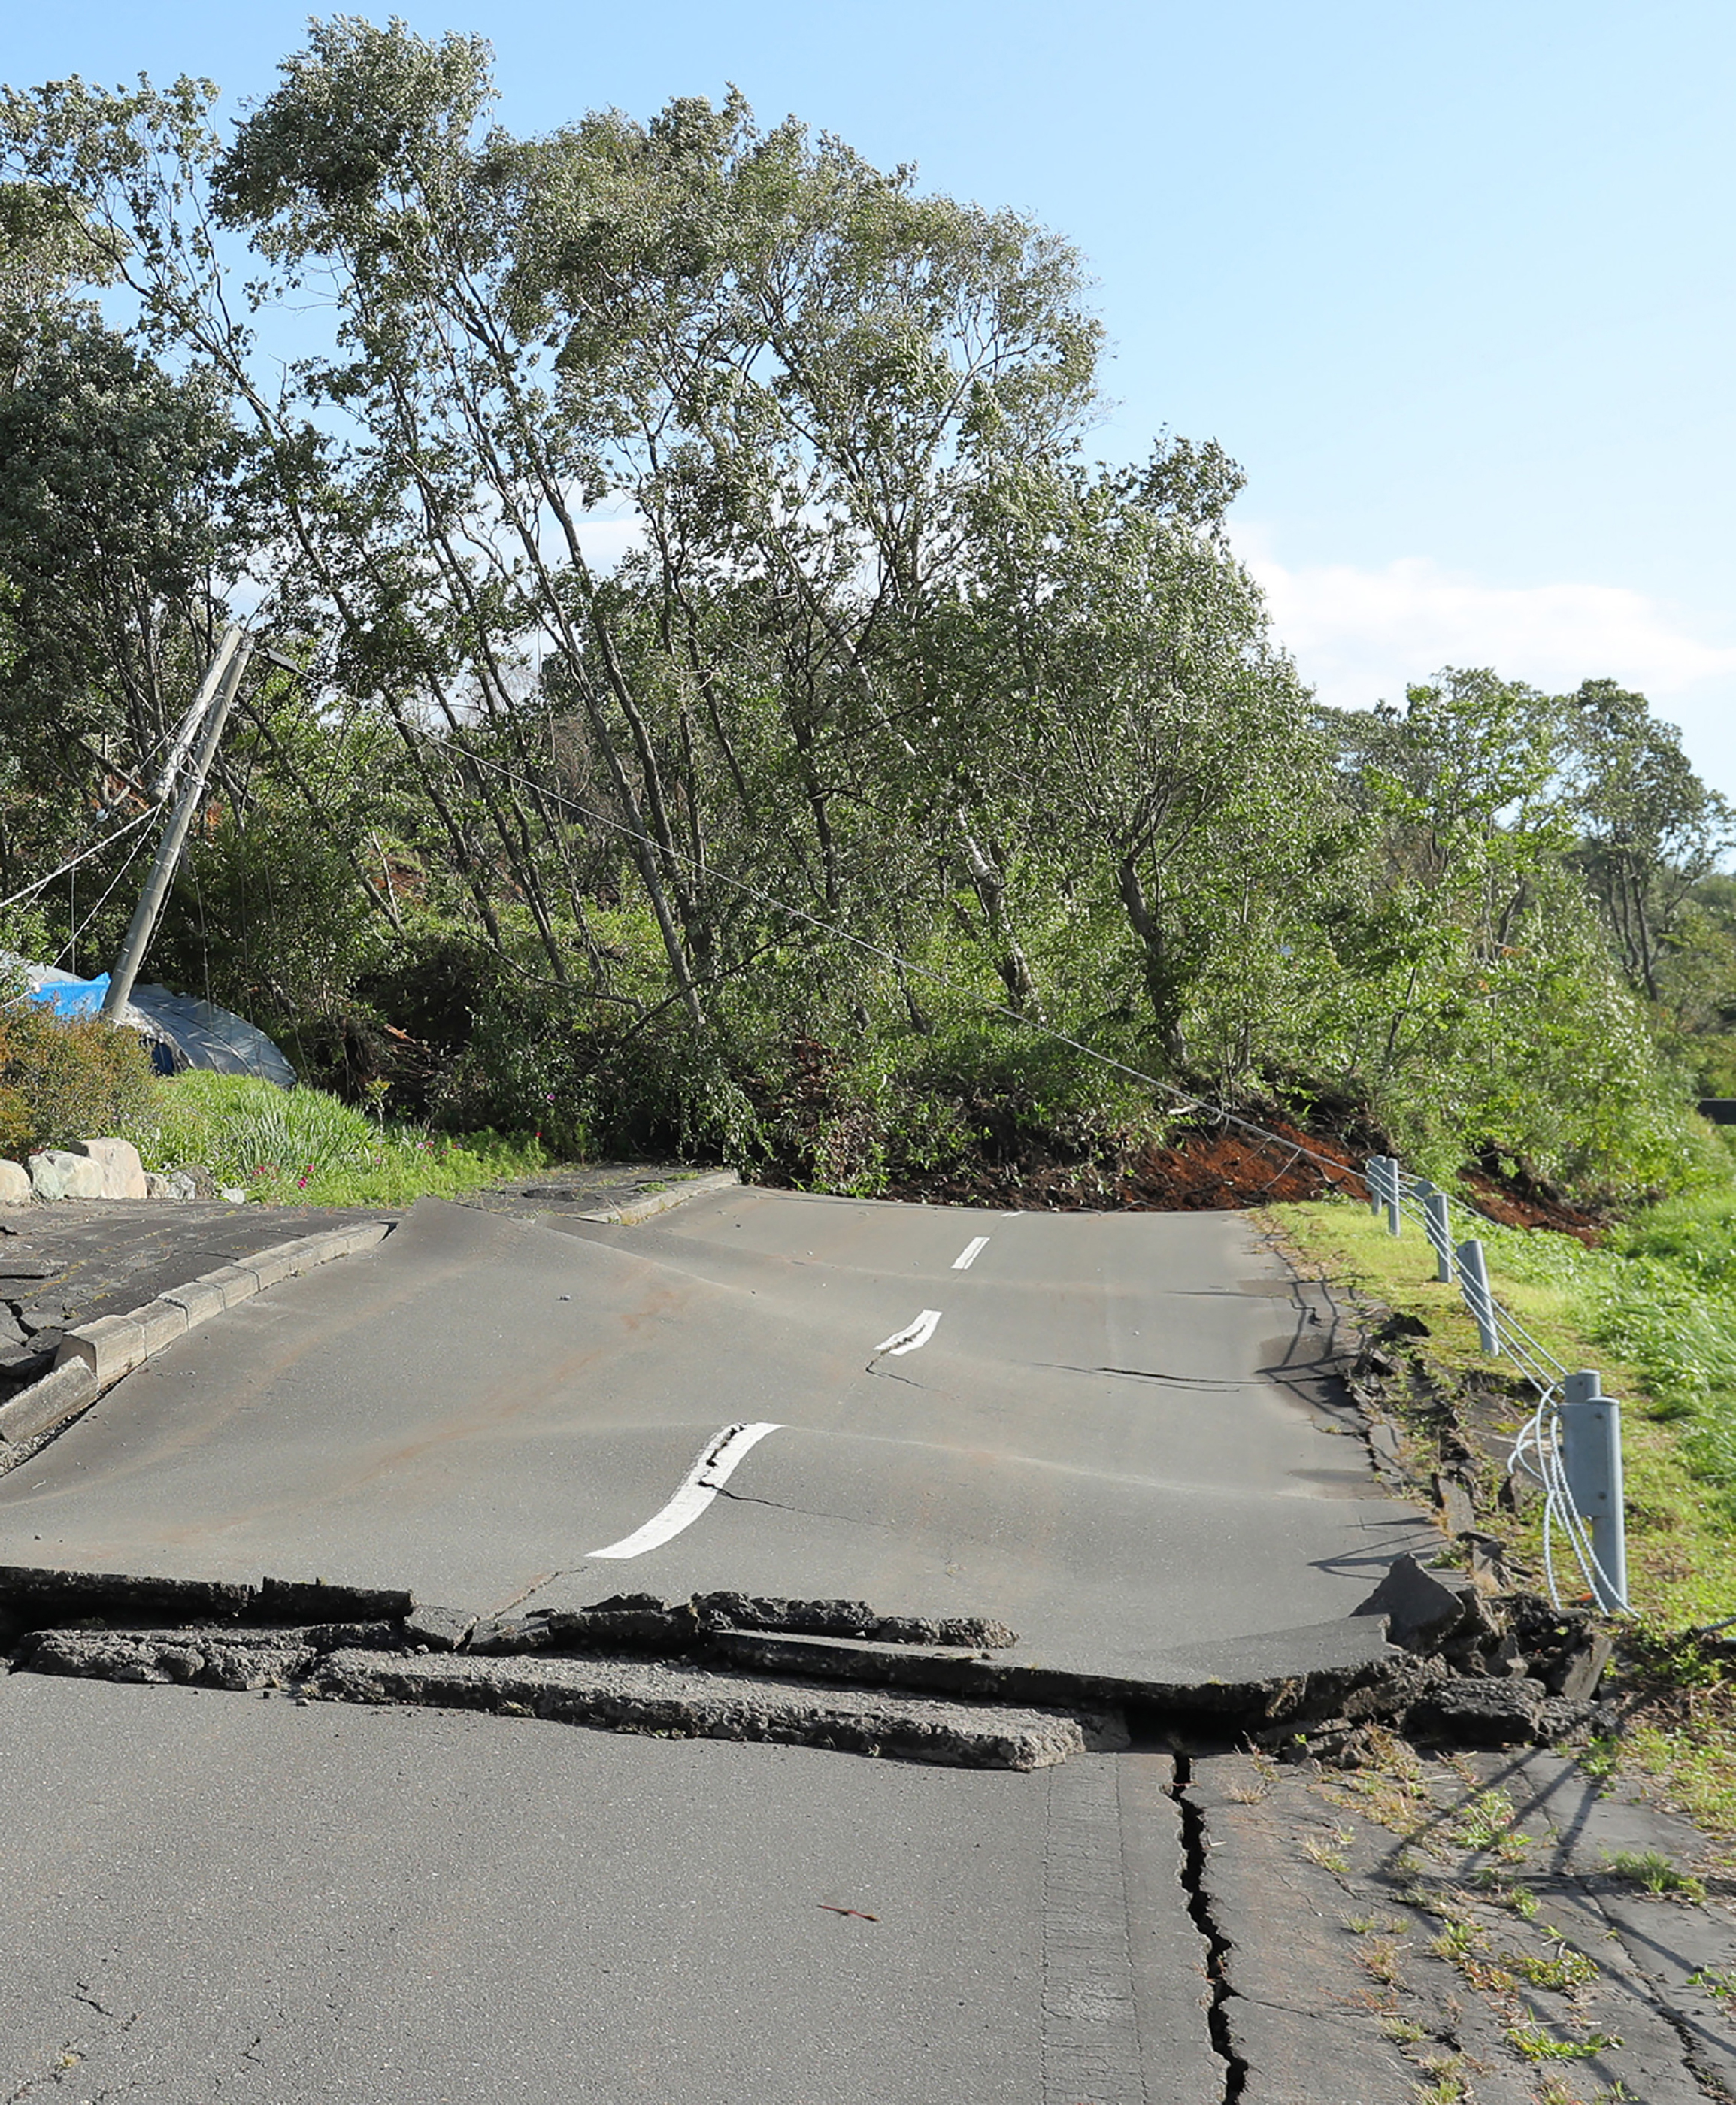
127,1071,380,1186
0,998,158,1159
124,1068,544,1205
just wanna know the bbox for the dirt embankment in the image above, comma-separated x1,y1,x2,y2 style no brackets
880,1114,1370,1211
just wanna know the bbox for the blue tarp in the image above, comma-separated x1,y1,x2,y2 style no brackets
26,971,110,1019
4,958,295,1087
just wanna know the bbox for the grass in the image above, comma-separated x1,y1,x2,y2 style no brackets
124,1071,547,1208
1505,2023,1621,2063
1598,1849,1707,1900
1266,1190,1736,1625
1450,1788,1528,1856
1504,1943,1599,1991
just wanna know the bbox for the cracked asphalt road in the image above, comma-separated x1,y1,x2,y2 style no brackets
0,1186,1443,2099
0,1189,1429,1676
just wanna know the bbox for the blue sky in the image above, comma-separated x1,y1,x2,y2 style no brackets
11,2,1735,793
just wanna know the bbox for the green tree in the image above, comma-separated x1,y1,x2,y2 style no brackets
1564,678,1734,1002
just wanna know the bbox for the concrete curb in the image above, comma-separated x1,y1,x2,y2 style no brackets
578,1168,739,1225
0,1220,392,1447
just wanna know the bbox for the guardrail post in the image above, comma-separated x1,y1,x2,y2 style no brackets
1456,1237,1500,1355
1365,1154,1402,1236
1562,1370,1628,1613
1417,1182,1453,1283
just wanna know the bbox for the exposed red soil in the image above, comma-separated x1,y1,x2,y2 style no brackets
877,1119,1609,1231
877,1116,1372,1213
1459,1169,1607,1243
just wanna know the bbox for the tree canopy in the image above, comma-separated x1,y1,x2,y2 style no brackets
0,20,1728,1204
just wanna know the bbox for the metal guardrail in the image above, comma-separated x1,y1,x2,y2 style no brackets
1363,1155,1628,1616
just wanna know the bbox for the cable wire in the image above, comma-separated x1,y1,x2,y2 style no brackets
0,807,159,916
52,815,158,973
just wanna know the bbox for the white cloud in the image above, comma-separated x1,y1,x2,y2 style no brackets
571,513,646,570
1238,535,1736,799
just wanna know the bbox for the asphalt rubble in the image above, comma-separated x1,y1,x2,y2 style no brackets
0,1552,1615,1773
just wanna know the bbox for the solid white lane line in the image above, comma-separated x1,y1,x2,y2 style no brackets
586,1421,783,1560
951,1236,990,1271
874,1308,943,1356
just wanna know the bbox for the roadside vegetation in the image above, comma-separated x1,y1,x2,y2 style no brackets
1271,1190,1736,1853
123,1071,546,1208
0,20,1729,1218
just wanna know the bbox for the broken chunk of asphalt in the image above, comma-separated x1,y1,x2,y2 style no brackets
0,1561,1616,1763
466,1592,1019,1655
0,1564,411,1646
19,1627,1105,1770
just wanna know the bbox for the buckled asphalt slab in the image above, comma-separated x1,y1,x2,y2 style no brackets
0,1192,1434,1701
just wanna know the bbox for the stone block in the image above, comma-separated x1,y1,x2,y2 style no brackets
132,1298,189,1356
0,1359,99,1445
240,1242,307,1289
1553,1629,1614,1702
27,1149,105,1202
0,1159,29,1206
159,1278,231,1328
403,1604,474,1652
56,1313,149,1385
71,1137,147,1201
1407,1674,1547,1747
191,1265,262,1310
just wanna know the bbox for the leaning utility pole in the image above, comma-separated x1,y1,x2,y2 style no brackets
100,628,253,1022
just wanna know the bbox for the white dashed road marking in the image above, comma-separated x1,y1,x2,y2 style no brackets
951,1237,990,1271
586,1421,783,1559
874,1309,944,1356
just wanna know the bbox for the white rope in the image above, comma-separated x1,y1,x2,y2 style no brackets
1505,1382,1625,1611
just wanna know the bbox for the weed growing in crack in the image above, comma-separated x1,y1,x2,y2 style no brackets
1528,2077,1633,2105
1578,1735,1621,1781
1383,2015,1430,2045
1409,2051,1472,2101
1222,1749,1278,1804
1504,1941,1598,1993
1688,1964,1736,2000
1359,1937,1412,1988
1448,1788,1533,1863
1428,1914,1524,1994
1598,1848,1706,1899
1506,2022,1622,2062
1300,1825,1356,1875
1473,1867,1541,1917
